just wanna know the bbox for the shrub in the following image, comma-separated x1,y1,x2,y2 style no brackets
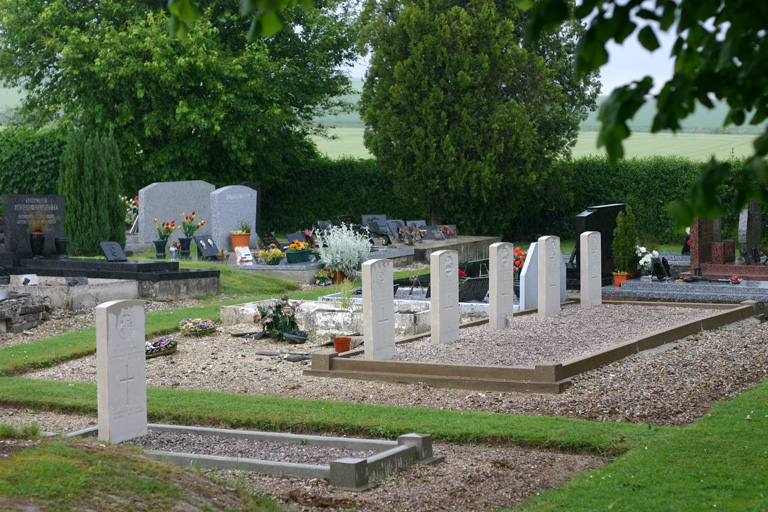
612,208,639,273
314,224,371,277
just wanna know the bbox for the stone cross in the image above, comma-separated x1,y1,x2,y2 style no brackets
362,259,396,360
580,231,602,308
96,300,147,444
537,236,561,318
489,242,514,329
431,250,460,343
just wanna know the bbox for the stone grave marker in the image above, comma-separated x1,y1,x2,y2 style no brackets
489,242,515,329
361,214,387,228
406,220,427,229
738,200,762,261
238,181,262,236
520,241,538,310
431,250,460,343
210,185,258,252
258,231,282,249
2,194,65,256
138,181,214,245
579,231,602,308
286,233,307,244
194,235,219,259
96,300,147,444
386,220,406,240
100,242,128,262
538,236,561,318
337,215,356,226
362,259,396,359
573,203,625,276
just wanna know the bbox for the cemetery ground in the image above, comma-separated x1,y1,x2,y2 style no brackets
0,255,767,510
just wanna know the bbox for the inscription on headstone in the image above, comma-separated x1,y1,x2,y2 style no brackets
2,195,65,256
579,231,602,308
100,242,128,262
538,236,561,318
362,259,396,360
489,242,514,329
96,300,147,444
431,250,460,343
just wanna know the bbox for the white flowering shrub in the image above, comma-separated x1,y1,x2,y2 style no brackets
635,246,659,275
314,224,371,277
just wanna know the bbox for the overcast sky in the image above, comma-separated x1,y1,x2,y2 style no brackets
345,28,677,96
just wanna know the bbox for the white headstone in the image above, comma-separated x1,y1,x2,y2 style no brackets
430,250,460,343
580,231,602,308
138,180,215,244
210,185,259,251
96,300,147,444
537,236,561,318
519,242,538,311
362,259,396,360
489,242,515,329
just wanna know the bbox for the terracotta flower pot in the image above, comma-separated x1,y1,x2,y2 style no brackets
612,271,640,288
332,270,349,284
333,336,351,353
230,232,251,250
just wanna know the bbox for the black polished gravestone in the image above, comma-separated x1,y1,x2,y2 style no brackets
194,235,220,259
337,215,356,226
459,276,489,302
258,231,282,250
286,232,307,244
100,242,128,262
651,257,667,280
567,203,626,289
2,194,65,258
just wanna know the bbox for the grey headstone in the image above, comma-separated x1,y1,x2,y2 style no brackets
520,242,538,311
138,181,214,245
2,194,65,256
210,185,258,252
361,214,387,228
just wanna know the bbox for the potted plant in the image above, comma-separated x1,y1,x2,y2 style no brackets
179,211,205,258
216,249,229,261
611,208,640,287
257,246,284,265
314,224,371,282
285,240,313,264
231,220,251,250
153,217,179,259
252,295,308,343
313,268,333,286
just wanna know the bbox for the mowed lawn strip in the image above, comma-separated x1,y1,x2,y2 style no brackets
514,379,768,511
0,377,657,455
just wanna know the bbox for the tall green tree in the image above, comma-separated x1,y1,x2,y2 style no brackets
59,131,125,255
358,0,599,236
0,0,358,193
520,0,768,228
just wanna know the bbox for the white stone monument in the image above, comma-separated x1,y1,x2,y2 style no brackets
96,300,147,444
537,236,561,318
431,250,460,343
362,259,396,360
489,242,515,329
520,241,538,311
580,231,602,308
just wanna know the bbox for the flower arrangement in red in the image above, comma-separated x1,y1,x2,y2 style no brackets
154,218,179,240
513,246,526,279
181,211,206,237
442,226,455,236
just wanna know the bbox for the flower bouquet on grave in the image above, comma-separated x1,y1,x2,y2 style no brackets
179,318,217,336
123,195,138,229
729,275,742,284
145,336,178,359
257,247,284,265
154,218,179,240
442,226,455,237
513,247,526,280
181,211,206,237
253,295,307,343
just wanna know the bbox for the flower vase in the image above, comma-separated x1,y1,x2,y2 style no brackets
178,237,193,258
54,237,68,260
153,239,168,259
29,233,45,259
333,337,351,353
332,270,349,283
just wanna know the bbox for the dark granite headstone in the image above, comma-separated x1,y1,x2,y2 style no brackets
386,220,406,241
194,236,219,258
651,257,666,279
661,257,674,279
258,231,281,249
361,214,387,228
337,215,356,226
738,200,762,261
464,259,489,277
286,233,307,244
406,220,427,229
2,194,65,256
459,276,489,302
573,203,626,276
100,242,127,262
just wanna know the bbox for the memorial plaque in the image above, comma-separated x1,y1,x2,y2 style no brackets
337,214,356,226
286,233,307,244
235,246,253,262
194,236,219,258
100,242,128,262
459,276,489,303
2,194,65,256
258,231,282,249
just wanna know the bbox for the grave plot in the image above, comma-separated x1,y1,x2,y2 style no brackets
305,300,756,393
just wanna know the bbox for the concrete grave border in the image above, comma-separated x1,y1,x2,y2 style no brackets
304,300,758,394
67,424,443,491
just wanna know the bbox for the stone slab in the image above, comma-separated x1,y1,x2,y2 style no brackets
430,250,460,343
210,185,258,252
1,194,65,257
138,181,214,245
580,231,602,308
538,236,561,318
489,242,515,329
362,259,396,360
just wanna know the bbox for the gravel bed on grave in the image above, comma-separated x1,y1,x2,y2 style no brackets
385,304,721,366
125,431,378,465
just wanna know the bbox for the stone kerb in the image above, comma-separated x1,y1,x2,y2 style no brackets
489,242,515,329
138,181,215,245
362,259,396,360
431,250,460,343
96,299,147,444
538,236,561,318
580,231,602,308
210,185,258,251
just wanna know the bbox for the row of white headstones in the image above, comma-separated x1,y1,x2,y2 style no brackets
95,232,602,443
361,232,602,359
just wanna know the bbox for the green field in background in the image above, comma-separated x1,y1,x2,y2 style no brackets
312,127,758,161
